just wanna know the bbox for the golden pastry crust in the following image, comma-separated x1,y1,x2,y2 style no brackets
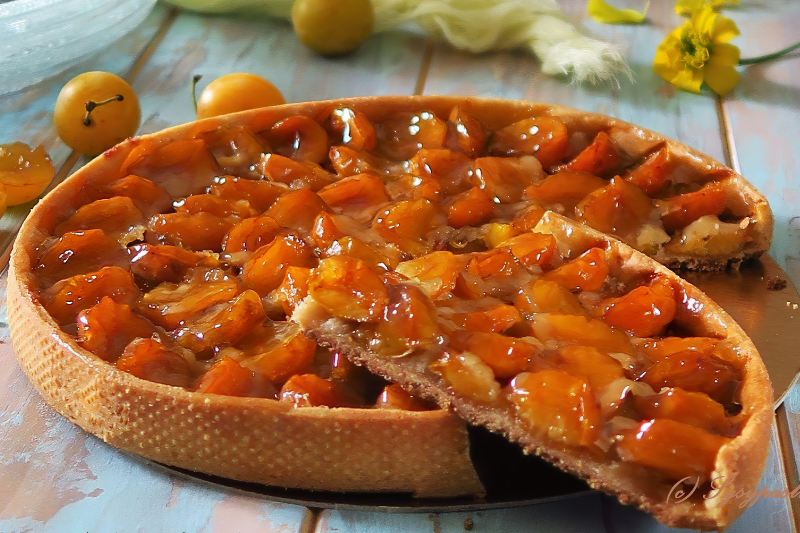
295,212,773,531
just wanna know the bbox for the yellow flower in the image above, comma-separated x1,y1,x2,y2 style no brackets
675,0,739,17
588,0,649,24
653,5,740,95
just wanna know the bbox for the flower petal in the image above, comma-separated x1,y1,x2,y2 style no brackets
588,0,649,24
712,16,740,44
693,6,718,35
674,0,703,16
704,63,739,95
708,43,740,66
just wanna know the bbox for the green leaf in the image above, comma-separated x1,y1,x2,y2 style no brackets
588,0,649,24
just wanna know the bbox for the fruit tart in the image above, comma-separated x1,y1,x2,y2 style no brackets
8,96,772,516
295,211,772,530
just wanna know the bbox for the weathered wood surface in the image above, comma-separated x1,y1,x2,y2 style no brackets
1,0,799,531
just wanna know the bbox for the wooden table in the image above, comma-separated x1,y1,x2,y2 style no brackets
1,1,799,531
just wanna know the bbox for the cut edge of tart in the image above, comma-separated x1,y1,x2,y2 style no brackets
294,211,773,531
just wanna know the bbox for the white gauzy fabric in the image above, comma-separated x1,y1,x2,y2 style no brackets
165,0,630,84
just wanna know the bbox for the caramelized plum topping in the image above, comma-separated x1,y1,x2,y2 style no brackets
265,188,327,233
222,215,283,253
450,331,537,379
276,266,311,315
557,345,625,394
43,267,140,325
175,194,256,219
242,234,315,296
124,139,219,198
534,314,634,355
279,374,360,407
77,297,160,361
395,251,459,300
37,230,129,287
602,275,677,338
561,131,621,176
616,419,730,481
633,389,733,435
665,215,744,257
174,290,266,352
326,236,396,271
55,197,146,245
318,173,390,220
446,106,488,158
638,336,719,362
430,350,501,404
576,177,653,240
372,198,441,256
511,203,547,232
327,107,377,151
378,111,447,160
624,146,673,195
265,115,329,164
445,186,494,228
257,153,336,191
147,212,233,253
488,116,569,168
376,284,439,354
200,125,269,180
308,256,388,322
376,384,436,411
102,175,173,218
139,273,238,329
386,173,443,203
515,279,586,318
310,212,345,249
482,223,520,249
240,324,316,384
508,370,601,448
525,171,607,211
471,156,544,203
659,182,727,233
453,304,521,334
210,176,287,212
128,244,205,284
544,247,609,292
407,148,472,195
116,338,191,387
195,355,256,397
497,232,556,269
330,145,394,177
639,349,741,404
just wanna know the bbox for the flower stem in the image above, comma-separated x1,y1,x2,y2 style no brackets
739,40,800,65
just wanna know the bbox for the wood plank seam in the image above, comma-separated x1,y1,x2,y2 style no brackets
717,96,742,175
414,37,435,96
775,404,800,531
300,507,322,533
124,6,180,84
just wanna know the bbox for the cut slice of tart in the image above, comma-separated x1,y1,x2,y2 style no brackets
8,96,772,505
294,211,773,530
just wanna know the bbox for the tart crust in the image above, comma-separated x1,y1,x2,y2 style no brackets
295,212,773,531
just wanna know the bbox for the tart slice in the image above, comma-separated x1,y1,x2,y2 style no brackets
295,211,773,530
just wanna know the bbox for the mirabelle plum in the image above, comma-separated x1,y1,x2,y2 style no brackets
279,374,360,407
77,297,160,362
659,183,727,233
576,177,653,240
55,196,146,244
452,304,521,334
210,176,287,212
488,116,569,168
175,193,256,219
257,153,336,191
445,186,494,228
378,111,447,160
638,336,719,362
327,107,377,150
100,175,173,218
430,350,501,404
557,345,625,393
633,388,733,435
265,188,327,233
471,155,544,203
242,234,315,296
544,247,609,292
195,73,285,119
496,233,556,269
200,125,270,180
508,370,601,448
194,356,256,397
511,203,547,232
372,198,441,256
326,236,396,271
624,146,673,195
524,171,607,211
450,331,538,379
514,279,586,318
241,325,317,384
147,212,233,253
561,131,621,176
309,212,346,249
222,215,283,253
174,290,266,352
533,314,634,355
116,338,191,387
139,273,238,329
308,256,388,322
615,419,730,481
601,275,677,338
639,349,741,404
0,142,55,205
265,115,328,164
445,106,488,158
376,384,436,411
43,266,140,325
385,173,442,203
276,266,311,315
376,284,439,354
318,173,390,219
329,145,394,177
406,148,472,195
36,230,129,287
123,139,219,198
128,244,205,284
395,251,458,300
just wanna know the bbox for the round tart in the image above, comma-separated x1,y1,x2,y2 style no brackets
8,96,773,517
